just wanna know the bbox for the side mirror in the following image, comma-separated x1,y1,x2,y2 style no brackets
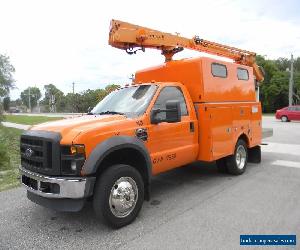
151,100,181,124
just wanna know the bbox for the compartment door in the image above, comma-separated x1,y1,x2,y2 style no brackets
209,106,233,159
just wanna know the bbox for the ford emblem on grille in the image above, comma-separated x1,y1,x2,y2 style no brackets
25,148,34,158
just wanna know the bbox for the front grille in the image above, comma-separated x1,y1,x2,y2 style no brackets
20,137,52,170
20,131,61,175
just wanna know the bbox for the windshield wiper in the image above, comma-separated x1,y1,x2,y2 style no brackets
97,111,125,116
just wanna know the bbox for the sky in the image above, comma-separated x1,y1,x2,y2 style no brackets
1,0,300,100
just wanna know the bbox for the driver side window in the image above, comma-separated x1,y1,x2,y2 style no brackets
153,86,188,120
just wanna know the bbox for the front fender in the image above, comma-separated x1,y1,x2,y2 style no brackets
81,136,152,184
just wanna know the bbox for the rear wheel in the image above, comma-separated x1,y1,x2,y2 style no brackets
281,116,288,122
226,139,248,175
93,164,144,228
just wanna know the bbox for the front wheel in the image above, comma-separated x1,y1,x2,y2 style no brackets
93,164,144,228
281,116,288,122
226,139,248,175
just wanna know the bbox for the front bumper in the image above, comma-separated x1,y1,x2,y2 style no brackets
19,166,95,199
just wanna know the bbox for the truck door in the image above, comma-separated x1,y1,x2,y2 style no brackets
147,86,198,175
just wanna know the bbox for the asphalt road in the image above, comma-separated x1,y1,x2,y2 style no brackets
0,116,299,250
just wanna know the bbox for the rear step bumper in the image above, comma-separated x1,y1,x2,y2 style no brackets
19,166,95,199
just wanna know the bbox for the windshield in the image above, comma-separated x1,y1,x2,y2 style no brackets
91,84,157,118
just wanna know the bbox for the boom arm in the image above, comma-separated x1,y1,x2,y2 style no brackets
109,19,264,82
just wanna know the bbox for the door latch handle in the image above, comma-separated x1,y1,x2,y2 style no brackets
190,122,195,132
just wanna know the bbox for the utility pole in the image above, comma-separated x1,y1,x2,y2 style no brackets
289,54,294,106
37,100,40,113
28,87,31,113
72,82,75,94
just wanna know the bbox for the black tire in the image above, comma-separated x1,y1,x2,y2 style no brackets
281,116,288,122
216,158,228,173
226,139,248,175
93,164,144,228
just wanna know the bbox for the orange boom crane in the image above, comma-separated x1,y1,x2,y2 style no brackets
109,19,264,82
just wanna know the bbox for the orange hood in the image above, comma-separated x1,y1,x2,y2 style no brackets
31,114,129,143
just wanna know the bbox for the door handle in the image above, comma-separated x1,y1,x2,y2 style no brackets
190,122,195,132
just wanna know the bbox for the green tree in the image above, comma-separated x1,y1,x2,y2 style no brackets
62,84,121,113
263,71,289,112
79,89,101,112
42,84,64,112
275,57,290,72
291,72,300,104
65,89,107,113
64,93,78,112
258,55,300,112
0,54,15,169
105,84,120,94
10,98,22,107
20,87,41,109
294,57,300,72
3,96,10,111
0,54,15,97
256,55,279,84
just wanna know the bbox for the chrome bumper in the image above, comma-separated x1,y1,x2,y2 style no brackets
19,166,95,199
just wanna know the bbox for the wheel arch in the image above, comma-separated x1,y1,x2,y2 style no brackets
81,136,152,200
236,133,250,148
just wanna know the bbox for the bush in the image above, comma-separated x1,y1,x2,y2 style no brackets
0,104,10,171
0,143,10,171
0,126,10,171
0,126,22,190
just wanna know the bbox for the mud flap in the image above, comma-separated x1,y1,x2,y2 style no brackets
248,146,261,163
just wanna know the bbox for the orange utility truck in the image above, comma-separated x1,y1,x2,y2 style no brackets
20,20,265,228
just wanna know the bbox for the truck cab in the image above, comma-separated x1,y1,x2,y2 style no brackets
20,56,262,228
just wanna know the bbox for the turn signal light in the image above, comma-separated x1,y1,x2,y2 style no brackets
70,145,85,155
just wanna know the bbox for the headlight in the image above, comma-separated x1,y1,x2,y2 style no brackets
61,144,86,176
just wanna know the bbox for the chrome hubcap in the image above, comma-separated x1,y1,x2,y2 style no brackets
109,177,138,218
236,145,247,170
